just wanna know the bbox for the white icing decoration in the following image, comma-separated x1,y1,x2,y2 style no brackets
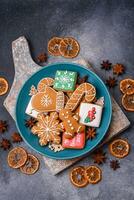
70,72,74,75
57,71,61,75
41,94,52,107
77,126,82,133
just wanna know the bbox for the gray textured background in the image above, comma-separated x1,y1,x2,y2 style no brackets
0,0,134,200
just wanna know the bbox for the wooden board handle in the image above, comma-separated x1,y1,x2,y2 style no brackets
4,36,41,119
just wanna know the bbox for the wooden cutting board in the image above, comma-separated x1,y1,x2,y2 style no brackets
4,36,130,175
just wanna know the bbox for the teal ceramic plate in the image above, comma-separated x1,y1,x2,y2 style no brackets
15,62,112,160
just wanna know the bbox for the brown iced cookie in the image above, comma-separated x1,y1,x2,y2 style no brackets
65,83,96,111
37,77,54,92
59,108,85,139
31,112,63,146
31,86,65,112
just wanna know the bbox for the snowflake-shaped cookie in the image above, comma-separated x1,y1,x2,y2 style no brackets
31,112,63,146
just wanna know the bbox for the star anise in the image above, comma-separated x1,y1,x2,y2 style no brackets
92,149,107,165
0,138,11,150
86,127,96,140
113,64,125,76
0,120,8,133
101,60,112,70
25,117,38,129
37,53,48,63
77,75,88,84
110,160,120,170
11,132,23,143
106,76,117,88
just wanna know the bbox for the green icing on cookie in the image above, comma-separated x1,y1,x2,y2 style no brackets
53,70,77,91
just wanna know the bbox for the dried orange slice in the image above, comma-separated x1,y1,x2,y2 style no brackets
0,77,8,96
48,37,62,56
7,147,28,169
85,165,102,184
37,77,54,92
20,154,40,175
120,79,134,95
109,139,130,158
70,166,88,188
122,93,134,111
59,37,80,58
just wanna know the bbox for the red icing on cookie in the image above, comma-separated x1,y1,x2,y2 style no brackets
62,132,85,149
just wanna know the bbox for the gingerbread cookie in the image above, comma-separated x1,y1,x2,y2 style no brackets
31,86,65,112
65,83,96,111
29,85,37,96
59,108,85,139
37,77,54,92
54,70,77,92
31,112,63,146
62,131,85,149
79,103,103,127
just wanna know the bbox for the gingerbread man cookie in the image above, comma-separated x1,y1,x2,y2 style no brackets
31,112,63,146
59,109,85,139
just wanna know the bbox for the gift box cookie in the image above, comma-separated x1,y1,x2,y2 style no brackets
53,70,77,91
25,97,39,118
62,132,85,149
79,103,103,127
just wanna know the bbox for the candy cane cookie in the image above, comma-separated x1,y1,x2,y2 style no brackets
37,78,54,92
65,83,96,111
